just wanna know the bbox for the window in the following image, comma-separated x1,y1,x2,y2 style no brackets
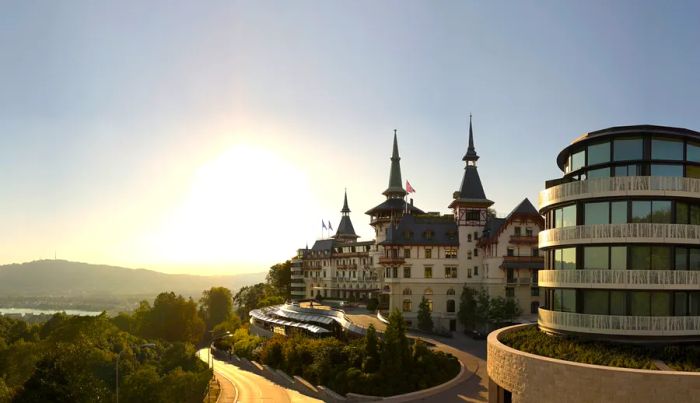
474,248,478,257
467,268,472,278
610,291,627,315
631,201,652,223
514,226,522,236
403,267,411,278
554,248,576,270
505,287,515,298
583,290,609,315
611,201,627,224
507,248,514,257
588,141,611,165
530,301,540,314
445,266,457,278
611,246,627,270
526,228,534,236
585,202,609,224
392,267,398,278
425,248,432,259
445,247,457,259
688,143,700,163
584,246,608,270
403,299,412,312
614,138,643,161
651,164,683,177
570,150,585,171
651,138,683,160
467,234,472,242
532,248,539,257
425,299,433,312
404,248,411,258
615,164,642,177
403,288,412,295
651,292,671,316
447,288,456,296
588,167,611,178
474,265,479,276
688,166,700,179
446,299,456,313
554,204,577,228
424,267,432,278
468,251,472,260
466,211,480,221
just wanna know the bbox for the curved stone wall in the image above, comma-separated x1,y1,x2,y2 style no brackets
487,324,700,403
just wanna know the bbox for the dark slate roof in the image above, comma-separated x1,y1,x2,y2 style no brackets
463,116,479,162
335,216,357,238
459,165,488,200
506,198,539,219
310,239,334,252
383,131,407,197
341,191,351,213
380,214,458,246
482,217,506,239
365,197,424,216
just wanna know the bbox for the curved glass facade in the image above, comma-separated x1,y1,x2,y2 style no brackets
540,125,700,339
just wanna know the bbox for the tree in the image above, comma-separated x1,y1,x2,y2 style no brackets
266,260,292,299
458,286,478,331
380,309,410,393
199,287,234,330
233,283,268,319
362,324,379,372
141,292,205,344
417,298,434,333
489,296,522,326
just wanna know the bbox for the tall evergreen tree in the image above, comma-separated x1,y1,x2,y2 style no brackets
417,297,433,332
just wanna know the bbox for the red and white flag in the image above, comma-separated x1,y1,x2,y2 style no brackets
406,180,416,193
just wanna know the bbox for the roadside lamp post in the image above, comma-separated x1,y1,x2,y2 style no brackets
116,343,156,403
209,331,233,373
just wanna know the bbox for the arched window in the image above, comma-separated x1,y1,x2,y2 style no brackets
424,288,433,296
446,288,455,296
403,299,412,312
403,288,412,295
446,299,456,313
383,285,391,293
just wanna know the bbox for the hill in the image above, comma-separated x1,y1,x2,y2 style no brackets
0,260,266,297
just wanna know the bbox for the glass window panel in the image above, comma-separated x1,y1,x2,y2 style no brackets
630,246,651,270
614,138,643,161
651,164,683,177
651,292,671,316
675,292,688,316
555,208,563,228
651,247,671,270
675,247,688,271
611,247,627,270
687,166,700,179
676,202,689,224
570,150,585,172
562,289,577,313
614,164,641,177
585,202,609,225
630,291,650,316
583,290,609,315
561,248,577,270
610,291,627,315
562,205,577,227
690,292,700,315
631,201,651,223
690,249,700,271
651,139,684,160
588,142,611,165
688,143,700,163
587,167,611,179
584,246,609,270
652,201,672,223
691,206,700,225
553,289,562,311
611,201,627,224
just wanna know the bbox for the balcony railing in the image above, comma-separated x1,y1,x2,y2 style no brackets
502,255,544,263
510,235,538,244
539,270,700,289
539,223,700,248
538,308,700,336
539,176,700,210
378,256,406,265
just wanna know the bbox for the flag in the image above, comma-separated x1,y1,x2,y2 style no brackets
328,221,333,231
322,220,327,230
406,180,416,193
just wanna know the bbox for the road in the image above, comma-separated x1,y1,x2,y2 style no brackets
198,348,321,403
344,308,489,403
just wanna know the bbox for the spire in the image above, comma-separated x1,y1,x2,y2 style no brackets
463,114,479,163
341,188,350,214
383,129,407,197
334,189,359,241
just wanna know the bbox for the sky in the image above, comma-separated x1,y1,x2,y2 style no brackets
1,1,699,275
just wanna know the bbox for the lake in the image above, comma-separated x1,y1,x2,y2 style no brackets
0,307,103,316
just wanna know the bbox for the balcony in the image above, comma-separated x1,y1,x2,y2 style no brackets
539,223,700,248
538,308,700,337
506,277,534,286
336,264,358,270
378,256,406,265
539,269,700,290
510,235,538,244
539,176,700,210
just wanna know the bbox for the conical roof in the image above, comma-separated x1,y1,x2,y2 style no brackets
449,117,493,208
334,190,359,241
383,130,407,197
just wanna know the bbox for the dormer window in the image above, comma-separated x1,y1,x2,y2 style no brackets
423,230,434,240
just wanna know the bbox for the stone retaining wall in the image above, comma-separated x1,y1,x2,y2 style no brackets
487,324,700,403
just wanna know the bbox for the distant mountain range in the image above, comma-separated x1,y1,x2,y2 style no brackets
0,260,267,297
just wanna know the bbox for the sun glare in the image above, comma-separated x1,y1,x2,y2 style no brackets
138,143,317,272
